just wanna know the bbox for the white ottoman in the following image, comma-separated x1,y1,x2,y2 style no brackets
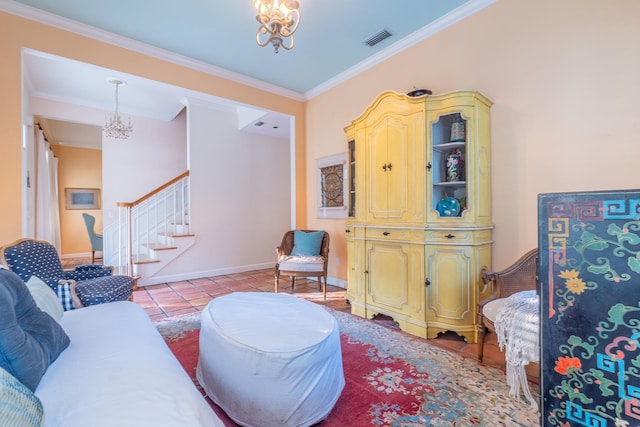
196,292,345,427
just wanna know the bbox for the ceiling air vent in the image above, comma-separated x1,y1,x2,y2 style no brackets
364,29,392,47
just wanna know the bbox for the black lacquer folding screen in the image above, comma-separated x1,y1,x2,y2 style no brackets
538,190,640,426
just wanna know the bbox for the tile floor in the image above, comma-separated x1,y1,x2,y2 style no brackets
62,258,538,382
133,267,539,382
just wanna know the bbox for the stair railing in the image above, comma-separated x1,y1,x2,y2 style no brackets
104,171,190,276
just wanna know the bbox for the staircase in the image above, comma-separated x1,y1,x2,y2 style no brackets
104,171,193,286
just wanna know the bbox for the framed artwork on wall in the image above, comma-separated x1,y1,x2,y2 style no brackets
316,153,348,219
65,188,101,210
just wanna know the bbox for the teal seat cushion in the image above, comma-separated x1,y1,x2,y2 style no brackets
0,366,43,427
291,230,325,256
0,269,70,392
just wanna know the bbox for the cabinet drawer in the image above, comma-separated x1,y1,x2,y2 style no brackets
367,228,408,240
424,229,492,243
345,225,365,238
366,228,422,242
424,230,472,243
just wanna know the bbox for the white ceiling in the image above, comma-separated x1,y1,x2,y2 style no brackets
3,0,493,149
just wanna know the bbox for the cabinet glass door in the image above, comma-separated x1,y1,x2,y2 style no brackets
348,139,356,218
430,112,467,218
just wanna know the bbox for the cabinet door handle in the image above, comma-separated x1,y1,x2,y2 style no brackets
345,229,351,233
426,162,432,171
425,278,431,287
364,270,369,274
445,234,455,239
383,231,390,236
382,164,387,171
387,162,392,171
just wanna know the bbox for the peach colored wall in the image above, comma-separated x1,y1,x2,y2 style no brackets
51,145,102,256
0,11,306,245
306,0,640,282
0,14,23,242
4,1,640,284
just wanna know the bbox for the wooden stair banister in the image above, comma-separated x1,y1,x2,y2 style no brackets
112,171,191,278
117,171,190,209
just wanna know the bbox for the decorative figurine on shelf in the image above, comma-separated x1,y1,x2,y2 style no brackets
458,196,467,212
450,113,466,142
436,192,461,217
446,149,462,182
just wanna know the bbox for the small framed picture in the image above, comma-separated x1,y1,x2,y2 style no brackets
65,188,101,210
316,153,348,219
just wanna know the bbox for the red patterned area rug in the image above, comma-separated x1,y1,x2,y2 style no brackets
156,308,539,426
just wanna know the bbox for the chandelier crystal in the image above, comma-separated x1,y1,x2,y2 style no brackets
255,0,300,53
104,79,133,140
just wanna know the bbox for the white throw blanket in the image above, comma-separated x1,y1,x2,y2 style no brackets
495,290,540,411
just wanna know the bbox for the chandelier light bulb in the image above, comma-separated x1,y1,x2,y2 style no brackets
255,0,300,53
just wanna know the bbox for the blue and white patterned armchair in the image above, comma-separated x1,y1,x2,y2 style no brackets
0,239,135,310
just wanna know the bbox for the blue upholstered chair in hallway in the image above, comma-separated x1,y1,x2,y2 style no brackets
0,239,135,311
82,213,103,264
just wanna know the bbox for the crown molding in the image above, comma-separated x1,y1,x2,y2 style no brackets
2,0,494,102
1,0,306,102
305,0,496,99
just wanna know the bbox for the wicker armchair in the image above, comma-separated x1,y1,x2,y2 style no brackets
275,230,330,300
477,248,538,361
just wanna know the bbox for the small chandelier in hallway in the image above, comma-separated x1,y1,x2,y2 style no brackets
255,0,300,53
104,78,133,140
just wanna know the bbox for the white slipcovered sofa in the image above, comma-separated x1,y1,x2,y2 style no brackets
36,301,224,427
0,267,223,427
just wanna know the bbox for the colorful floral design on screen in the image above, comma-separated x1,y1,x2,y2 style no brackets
546,303,640,426
542,195,640,426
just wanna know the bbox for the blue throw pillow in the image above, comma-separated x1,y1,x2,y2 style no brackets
291,230,325,256
0,269,70,392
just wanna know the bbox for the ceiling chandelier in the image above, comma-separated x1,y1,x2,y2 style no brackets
255,0,300,53
104,78,133,140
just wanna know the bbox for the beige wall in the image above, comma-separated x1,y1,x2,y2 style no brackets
51,145,102,256
102,109,188,228
306,0,640,282
155,102,292,279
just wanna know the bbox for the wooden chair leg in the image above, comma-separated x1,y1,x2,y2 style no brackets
477,324,486,362
274,270,279,294
290,276,295,289
91,250,95,264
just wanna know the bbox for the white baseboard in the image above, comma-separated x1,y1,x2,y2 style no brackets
62,254,348,289
137,262,275,287
61,252,92,259
137,262,347,290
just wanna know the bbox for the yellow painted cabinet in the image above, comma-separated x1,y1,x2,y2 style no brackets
424,239,493,342
364,239,426,338
345,91,424,225
367,115,410,222
426,92,492,227
345,90,492,343
345,226,366,318
424,244,475,341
